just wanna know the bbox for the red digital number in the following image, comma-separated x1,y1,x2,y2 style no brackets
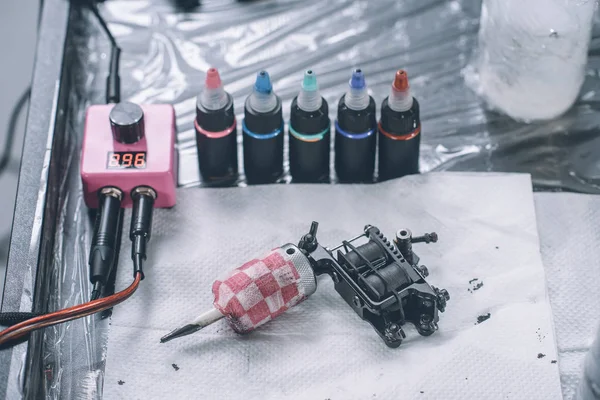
108,153,120,167
134,152,145,168
122,153,133,167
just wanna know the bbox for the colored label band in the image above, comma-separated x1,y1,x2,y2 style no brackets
195,119,237,139
378,122,421,141
289,125,329,142
335,120,375,140
242,120,282,140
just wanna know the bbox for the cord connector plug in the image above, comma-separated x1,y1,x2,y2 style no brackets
130,186,156,279
89,187,123,299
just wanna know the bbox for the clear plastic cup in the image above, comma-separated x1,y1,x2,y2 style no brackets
472,0,596,121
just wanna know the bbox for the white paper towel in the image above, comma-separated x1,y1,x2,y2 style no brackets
103,173,562,400
534,193,600,400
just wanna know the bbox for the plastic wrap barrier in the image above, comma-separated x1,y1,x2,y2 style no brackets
17,0,600,398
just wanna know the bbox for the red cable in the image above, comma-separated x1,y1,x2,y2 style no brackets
0,273,142,347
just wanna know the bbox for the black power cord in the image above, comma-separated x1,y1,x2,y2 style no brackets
0,90,32,325
0,0,45,180
99,207,124,318
0,312,41,327
1,2,45,327
85,0,121,104
0,0,46,179
0,88,30,176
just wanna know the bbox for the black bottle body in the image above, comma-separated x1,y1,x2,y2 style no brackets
288,97,330,183
378,97,420,182
195,94,238,185
243,96,284,184
335,95,377,183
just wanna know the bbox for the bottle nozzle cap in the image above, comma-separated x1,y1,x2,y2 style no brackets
248,70,277,113
254,71,272,94
344,68,369,110
301,70,318,92
350,69,366,90
200,67,228,110
297,70,322,112
393,70,409,92
388,69,413,112
205,68,222,89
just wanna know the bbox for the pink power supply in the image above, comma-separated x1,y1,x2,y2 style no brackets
81,102,177,209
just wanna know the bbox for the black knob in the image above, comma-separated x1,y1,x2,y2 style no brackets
110,102,145,144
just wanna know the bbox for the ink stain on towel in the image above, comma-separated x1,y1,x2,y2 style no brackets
536,328,546,342
118,380,125,385
476,313,491,324
172,364,180,371
468,279,484,293
551,360,557,364
537,353,546,359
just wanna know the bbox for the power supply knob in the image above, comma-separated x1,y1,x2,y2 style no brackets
109,102,145,144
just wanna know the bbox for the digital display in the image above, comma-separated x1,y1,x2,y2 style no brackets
107,151,147,169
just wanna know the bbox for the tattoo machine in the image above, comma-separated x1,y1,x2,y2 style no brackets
161,222,449,348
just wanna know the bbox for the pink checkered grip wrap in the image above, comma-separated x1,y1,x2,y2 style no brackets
212,248,309,333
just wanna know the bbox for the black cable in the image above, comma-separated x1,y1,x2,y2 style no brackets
87,3,117,47
130,186,156,280
89,188,123,301
0,1,44,326
99,207,124,318
0,0,43,178
87,2,121,104
0,312,41,327
0,88,30,176
90,282,102,301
